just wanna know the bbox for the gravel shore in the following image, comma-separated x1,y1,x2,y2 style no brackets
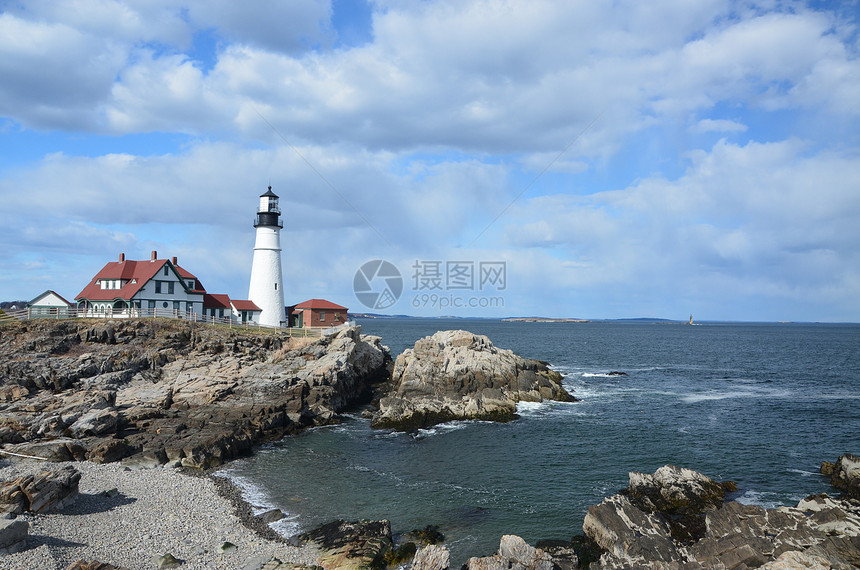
0,458,319,570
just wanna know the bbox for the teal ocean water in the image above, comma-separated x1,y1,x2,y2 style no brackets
221,319,860,566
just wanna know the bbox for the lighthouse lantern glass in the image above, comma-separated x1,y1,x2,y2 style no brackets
258,195,280,214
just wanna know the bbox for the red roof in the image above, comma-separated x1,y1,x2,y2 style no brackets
231,299,261,311
76,257,206,302
203,293,232,309
294,298,348,311
76,259,168,301
175,265,206,293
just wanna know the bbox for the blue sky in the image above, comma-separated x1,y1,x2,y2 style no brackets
1,0,859,321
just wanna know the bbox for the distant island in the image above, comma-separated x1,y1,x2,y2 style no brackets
501,317,591,323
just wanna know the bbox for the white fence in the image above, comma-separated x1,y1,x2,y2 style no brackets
0,307,351,338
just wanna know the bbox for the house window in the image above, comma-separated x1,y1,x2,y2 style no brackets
218,309,224,318
319,311,325,321
274,283,278,290
155,281,162,294
187,281,194,289
162,302,169,308
168,282,174,294
163,266,169,276
186,302,193,312
148,300,155,309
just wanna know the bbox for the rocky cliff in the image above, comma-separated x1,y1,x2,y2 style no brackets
371,330,576,431
0,319,389,469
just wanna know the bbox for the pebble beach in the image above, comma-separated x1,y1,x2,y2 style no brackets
0,458,318,570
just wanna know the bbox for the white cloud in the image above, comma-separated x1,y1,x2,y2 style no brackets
496,138,860,319
690,118,748,133
0,13,125,129
184,0,334,53
1,0,859,320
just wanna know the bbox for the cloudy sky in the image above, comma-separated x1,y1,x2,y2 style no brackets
1,0,859,321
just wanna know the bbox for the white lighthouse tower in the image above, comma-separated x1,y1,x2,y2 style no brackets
248,186,286,327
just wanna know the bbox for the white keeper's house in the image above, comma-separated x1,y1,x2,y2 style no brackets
75,251,261,324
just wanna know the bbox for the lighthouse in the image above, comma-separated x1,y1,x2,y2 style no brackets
248,186,286,327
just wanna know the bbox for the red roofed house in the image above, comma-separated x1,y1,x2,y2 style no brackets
203,293,232,320
288,299,348,328
231,299,262,325
203,294,262,325
76,252,261,324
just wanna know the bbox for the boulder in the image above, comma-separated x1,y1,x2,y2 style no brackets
0,465,81,514
65,561,128,570
372,330,575,430
582,494,679,565
300,519,393,570
257,508,286,524
581,464,860,569
3,439,87,462
0,518,28,554
411,544,450,570
626,464,732,543
87,439,135,464
67,408,119,438
465,535,556,570
822,454,860,500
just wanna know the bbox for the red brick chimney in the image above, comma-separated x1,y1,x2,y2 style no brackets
151,250,157,261
171,256,178,265
119,253,125,262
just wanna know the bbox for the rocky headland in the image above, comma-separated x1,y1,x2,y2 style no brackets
2,320,858,569
0,318,389,469
371,330,576,431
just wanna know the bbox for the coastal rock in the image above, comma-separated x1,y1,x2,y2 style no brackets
154,553,182,568
371,330,575,430
65,561,128,570
257,508,287,524
0,518,28,554
583,494,678,565
466,535,557,570
581,464,860,569
821,453,860,500
412,544,451,570
300,519,393,570
0,465,80,514
3,438,88,462
0,320,390,470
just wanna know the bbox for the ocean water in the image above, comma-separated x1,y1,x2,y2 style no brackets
221,319,860,566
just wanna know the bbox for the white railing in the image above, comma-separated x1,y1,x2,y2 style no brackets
0,306,323,337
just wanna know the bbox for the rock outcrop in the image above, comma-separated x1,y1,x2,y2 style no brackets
411,544,451,570
466,535,559,570
414,535,570,570
299,519,393,570
821,453,860,500
0,518,28,554
0,319,389,469
371,330,575,430
581,464,860,569
0,465,81,515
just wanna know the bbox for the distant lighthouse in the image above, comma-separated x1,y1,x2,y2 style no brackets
248,186,286,327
